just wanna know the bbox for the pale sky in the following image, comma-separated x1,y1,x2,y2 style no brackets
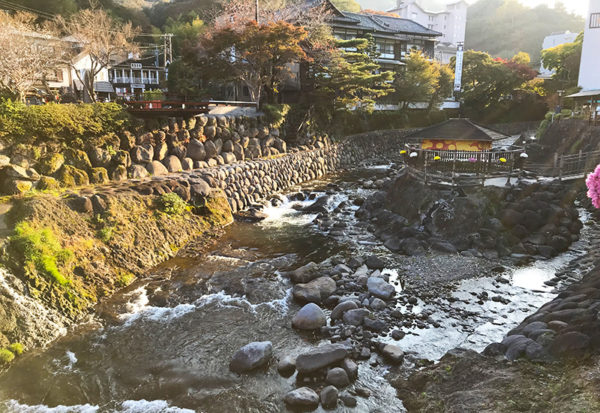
356,0,589,16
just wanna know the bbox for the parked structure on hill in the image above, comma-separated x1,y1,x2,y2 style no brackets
387,0,467,64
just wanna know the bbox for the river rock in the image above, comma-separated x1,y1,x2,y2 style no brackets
290,262,320,283
229,341,273,373
292,303,326,330
365,255,385,270
163,155,183,173
320,385,338,409
284,387,319,410
367,277,395,300
381,344,405,364
277,356,296,377
295,343,350,374
549,332,591,356
146,160,169,176
132,144,153,164
331,300,359,320
326,367,350,388
342,308,370,326
293,277,337,304
187,139,206,161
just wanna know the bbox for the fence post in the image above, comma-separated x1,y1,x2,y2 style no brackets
424,152,429,185
452,151,456,187
559,155,564,182
554,152,559,177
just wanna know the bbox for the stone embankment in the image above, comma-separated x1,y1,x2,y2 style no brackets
357,170,583,261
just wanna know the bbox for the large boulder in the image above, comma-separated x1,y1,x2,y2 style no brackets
131,144,154,164
284,387,319,410
381,344,405,364
130,164,149,179
233,143,245,161
111,165,128,181
295,343,350,374
64,148,92,172
331,300,359,320
320,385,338,409
88,147,112,168
90,167,110,184
57,165,89,187
229,341,273,373
290,262,320,283
154,141,169,161
222,152,237,165
292,303,326,330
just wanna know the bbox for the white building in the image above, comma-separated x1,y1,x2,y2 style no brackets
388,0,467,64
578,0,600,92
539,31,579,79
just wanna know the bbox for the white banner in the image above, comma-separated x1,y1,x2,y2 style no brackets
454,43,464,93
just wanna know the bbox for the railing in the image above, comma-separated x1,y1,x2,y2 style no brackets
527,149,600,181
405,147,525,187
110,77,160,85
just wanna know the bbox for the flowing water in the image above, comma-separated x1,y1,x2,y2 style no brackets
0,166,596,413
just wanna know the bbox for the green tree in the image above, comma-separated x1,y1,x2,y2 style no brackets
429,63,454,112
163,12,206,57
393,50,440,110
331,0,361,12
541,32,583,88
198,20,309,107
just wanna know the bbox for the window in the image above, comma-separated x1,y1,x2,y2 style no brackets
591,13,600,29
376,41,395,59
428,24,434,29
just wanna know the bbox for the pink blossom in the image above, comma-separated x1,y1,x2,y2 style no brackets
586,164,600,208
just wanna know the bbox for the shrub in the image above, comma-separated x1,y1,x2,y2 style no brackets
0,349,15,365
97,226,114,243
157,193,187,216
262,104,291,128
7,343,23,356
115,271,135,288
142,89,165,101
10,222,73,286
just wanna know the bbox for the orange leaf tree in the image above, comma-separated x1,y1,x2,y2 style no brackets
198,21,310,107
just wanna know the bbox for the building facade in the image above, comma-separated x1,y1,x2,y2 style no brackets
539,31,579,79
109,55,167,100
388,0,467,64
579,0,600,92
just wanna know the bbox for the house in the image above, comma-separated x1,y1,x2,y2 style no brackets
539,31,579,79
109,55,167,100
566,0,600,119
404,118,507,151
326,5,443,70
388,0,467,64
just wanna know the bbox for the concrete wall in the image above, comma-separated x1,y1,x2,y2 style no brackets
579,0,600,91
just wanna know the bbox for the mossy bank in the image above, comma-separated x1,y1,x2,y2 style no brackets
0,186,232,356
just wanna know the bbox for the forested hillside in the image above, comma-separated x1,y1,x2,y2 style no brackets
465,0,584,65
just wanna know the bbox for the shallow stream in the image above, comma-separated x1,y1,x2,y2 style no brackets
0,165,596,413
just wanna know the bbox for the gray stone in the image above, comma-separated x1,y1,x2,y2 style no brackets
182,158,194,171
290,262,319,283
277,356,296,377
367,277,395,300
229,341,273,373
154,141,168,161
320,385,338,409
370,298,387,310
186,139,206,161
131,144,153,164
205,140,218,158
222,152,237,164
381,344,404,364
331,300,359,320
295,343,350,374
341,358,358,380
343,308,370,326
163,155,183,173
292,303,326,330
130,164,149,179
146,160,169,176
293,277,337,304
284,387,319,410
326,367,350,388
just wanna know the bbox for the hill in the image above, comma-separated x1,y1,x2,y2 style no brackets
465,0,584,65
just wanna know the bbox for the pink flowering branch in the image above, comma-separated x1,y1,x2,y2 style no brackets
586,164,600,208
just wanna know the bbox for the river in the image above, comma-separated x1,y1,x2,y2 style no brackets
0,164,596,413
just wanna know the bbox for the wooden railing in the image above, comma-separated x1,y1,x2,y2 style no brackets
527,149,600,181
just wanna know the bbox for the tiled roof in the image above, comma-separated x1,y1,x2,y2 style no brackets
333,11,442,37
405,119,508,142
94,81,115,93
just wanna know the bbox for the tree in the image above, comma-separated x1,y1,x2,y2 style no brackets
163,12,206,57
541,32,583,88
393,51,440,110
57,7,139,102
198,20,309,107
429,64,454,112
0,12,66,101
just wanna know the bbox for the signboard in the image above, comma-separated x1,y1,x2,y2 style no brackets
131,63,142,69
454,43,464,93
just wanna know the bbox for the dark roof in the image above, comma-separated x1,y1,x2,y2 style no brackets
344,13,442,37
94,81,115,93
405,119,508,142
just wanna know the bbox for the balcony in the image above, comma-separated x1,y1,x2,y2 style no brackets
110,77,160,85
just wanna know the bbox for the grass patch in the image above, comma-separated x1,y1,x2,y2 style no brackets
10,222,73,286
157,193,187,216
7,343,23,356
0,349,15,365
115,270,135,288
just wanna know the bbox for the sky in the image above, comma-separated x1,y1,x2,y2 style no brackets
355,0,589,16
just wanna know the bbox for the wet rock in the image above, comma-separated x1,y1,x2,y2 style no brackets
381,344,405,364
341,394,357,407
292,303,326,330
343,308,370,326
229,341,273,373
430,239,458,254
326,367,350,388
364,318,387,333
370,298,387,310
277,356,296,377
331,300,359,321
367,277,395,300
391,330,405,340
295,343,350,373
293,277,336,304
320,385,338,409
549,332,591,356
365,255,385,270
290,262,320,284
284,387,319,410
